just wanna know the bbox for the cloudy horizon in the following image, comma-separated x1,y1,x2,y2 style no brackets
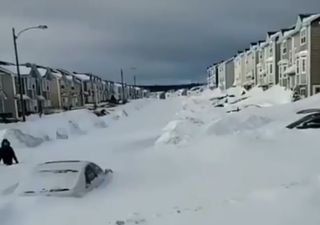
0,0,319,85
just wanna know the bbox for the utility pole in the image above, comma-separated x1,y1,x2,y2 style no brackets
121,69,125,103
12,28,25,122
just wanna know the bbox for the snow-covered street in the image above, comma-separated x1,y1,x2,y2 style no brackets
1,87,320,225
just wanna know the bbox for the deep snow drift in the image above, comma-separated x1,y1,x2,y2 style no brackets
1,87,320,225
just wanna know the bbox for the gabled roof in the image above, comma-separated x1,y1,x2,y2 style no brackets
267,31,277,36
57,68,73,76
302,13,320,25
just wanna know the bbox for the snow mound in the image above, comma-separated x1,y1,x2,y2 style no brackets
207,114,272,136
0,129,45,148
0,109,108,148
112,110,129,120
155,115,205,146
239,85,292,107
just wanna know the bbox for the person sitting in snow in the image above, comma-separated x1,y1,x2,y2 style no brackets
0,139,19,166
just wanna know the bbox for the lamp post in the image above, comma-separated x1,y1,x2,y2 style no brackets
12,25,48,121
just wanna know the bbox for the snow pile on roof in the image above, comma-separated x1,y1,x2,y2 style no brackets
74,73,90,81
302,13,320,25
37,68,47,77
0,65,31,75
51,71,63,78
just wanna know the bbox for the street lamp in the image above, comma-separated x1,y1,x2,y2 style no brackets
12,25,48,121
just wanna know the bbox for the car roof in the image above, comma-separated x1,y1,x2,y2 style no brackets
38,160,90,171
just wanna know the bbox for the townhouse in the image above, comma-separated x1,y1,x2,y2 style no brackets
57,69,84,109
0,63,46,116
278,27,296,90
0,61,149,120
244,43,259,88
206,63,218,89
217,57,235,90
0,64,19,119
207,13,320,99
233,51,246,87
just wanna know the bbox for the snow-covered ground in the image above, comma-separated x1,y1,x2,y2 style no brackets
1,86,320,225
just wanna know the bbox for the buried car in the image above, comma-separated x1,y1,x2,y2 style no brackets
287,112,320,129
19,160,113,197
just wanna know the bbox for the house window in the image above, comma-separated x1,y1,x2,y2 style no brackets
300,28,306,45
269,47,273,56
296,57,300,74
313,85,320,94
32,84,35,89
301,57,307,74
282,41,287,54
269,64,273,74
289,50,292,65
300,88,306,97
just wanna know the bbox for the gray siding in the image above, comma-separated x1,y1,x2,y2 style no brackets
226,60,235,89
310,18,320,93
0,73,18,118
275,42,281,84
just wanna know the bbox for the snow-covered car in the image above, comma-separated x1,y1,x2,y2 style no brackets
296,108,320,114
287,112,320,129
20,160,113,197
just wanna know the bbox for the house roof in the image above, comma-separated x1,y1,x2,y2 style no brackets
302,13,320,25
51,71,63,78
0,64,31,75
73,73,90,81
267,31,277,36
0,61,14,66
66,75,74,81
37,68,47,77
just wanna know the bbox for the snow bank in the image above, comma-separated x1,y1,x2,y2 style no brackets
239,85,292,107
206,113,272,136
0,109,107,148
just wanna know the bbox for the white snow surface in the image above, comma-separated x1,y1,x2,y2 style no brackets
1,87,320,225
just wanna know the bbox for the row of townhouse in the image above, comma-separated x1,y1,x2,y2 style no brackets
207,13,320,98
0,62,149,120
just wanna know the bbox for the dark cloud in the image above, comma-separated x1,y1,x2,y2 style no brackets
0,0,319,84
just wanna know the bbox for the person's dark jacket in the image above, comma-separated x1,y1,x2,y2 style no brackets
0,139,18,166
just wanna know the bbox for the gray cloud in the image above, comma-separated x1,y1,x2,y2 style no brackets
0,0,319,84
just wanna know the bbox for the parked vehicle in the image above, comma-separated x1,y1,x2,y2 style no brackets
19,160,113,197
296,108,320,114
286,112,320,129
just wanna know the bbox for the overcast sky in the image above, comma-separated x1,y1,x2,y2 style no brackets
0,0,319,85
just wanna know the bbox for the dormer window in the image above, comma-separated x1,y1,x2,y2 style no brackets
300,28,306,45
